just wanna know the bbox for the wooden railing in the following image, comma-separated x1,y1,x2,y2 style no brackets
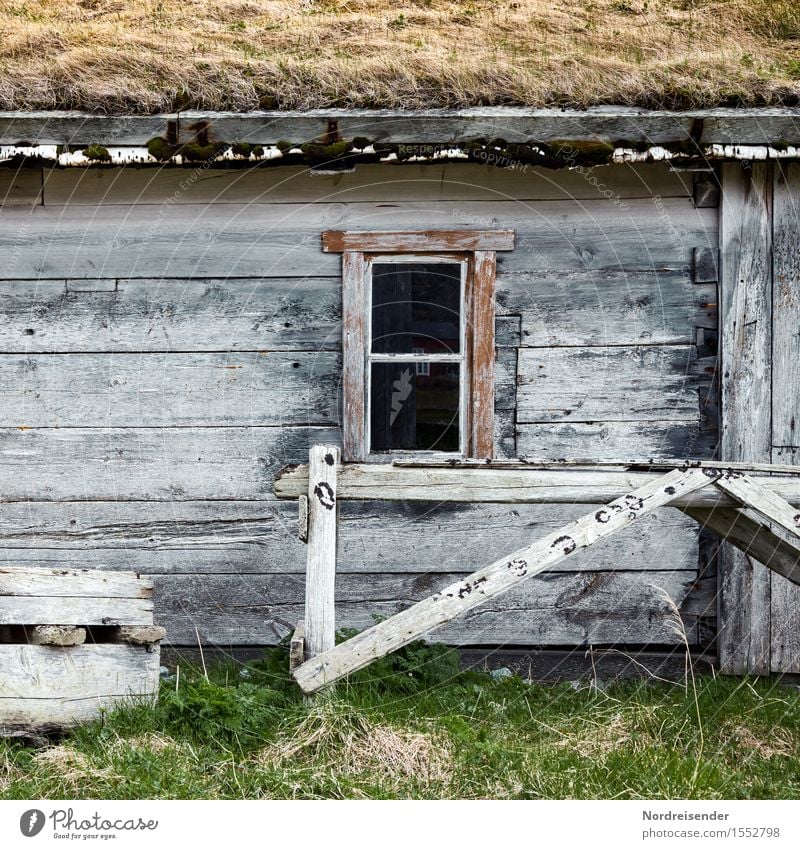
274,448,800,694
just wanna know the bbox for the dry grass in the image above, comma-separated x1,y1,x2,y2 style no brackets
0,0,798,112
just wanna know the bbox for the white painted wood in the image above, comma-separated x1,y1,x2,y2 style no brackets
276,464,800,507
0,567,152,598
2,352,339,427
0,644,160,729
716,474,800,542
0,200,715,280
305,445,340,659
293,467,714,692
718,161,773,675
0,596,153,626
41,163,694,206
27,625,86,646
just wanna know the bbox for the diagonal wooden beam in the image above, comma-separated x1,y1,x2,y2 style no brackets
715,473,800,542
293,467,715,694
682,507,800,587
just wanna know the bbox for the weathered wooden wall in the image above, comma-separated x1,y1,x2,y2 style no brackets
719,161,800,674
0,161,718,650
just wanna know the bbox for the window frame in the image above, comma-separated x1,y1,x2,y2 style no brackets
323,229,514,462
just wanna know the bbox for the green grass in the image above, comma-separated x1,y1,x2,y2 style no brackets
2,642,800,800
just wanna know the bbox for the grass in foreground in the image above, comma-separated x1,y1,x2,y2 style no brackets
0,1,798,112
2,643,800,799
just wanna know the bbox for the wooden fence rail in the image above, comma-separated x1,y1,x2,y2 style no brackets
275,456,800,694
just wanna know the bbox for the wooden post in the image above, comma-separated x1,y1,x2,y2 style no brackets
304,444,340,660
718,161,773,675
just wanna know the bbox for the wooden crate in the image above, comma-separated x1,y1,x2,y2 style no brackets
0,567,164,734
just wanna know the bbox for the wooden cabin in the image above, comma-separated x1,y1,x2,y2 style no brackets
1,107,798,678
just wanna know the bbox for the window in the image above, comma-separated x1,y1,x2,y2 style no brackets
323,229,515,461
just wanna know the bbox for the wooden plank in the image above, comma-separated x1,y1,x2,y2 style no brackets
2,352,339,427
0,113,176,146
470,251,496,458
0,567,151,598
289,621,305,671
323,229,515,253
305,445,340,659
275,463,800,507
40,163,694,206
0,499,698,576
292,467,714,692
517,421,717,461
0,644,159,720
498,271,717,346
27,625,86,646
0,425,339,501
0,200,716,280
684,507,800,586
715,475,800,543
0,596,153,626
0,277,342,353
771,161,800,674
516,345,704,423
341,251,367,461
718,161,773,675
0,168,42,206
156,569,707,647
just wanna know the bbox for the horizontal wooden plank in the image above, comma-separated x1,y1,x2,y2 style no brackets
0,567,151,598
0,499,699,575
2,352,339,427
0,112,176,146
517,422,718,461
0,595,153,626
322,229,515,252
40,163,694,205
0,644,159,705
516,345,705,423
0,426,339,501
0,200,716,279
275,464,800,507
156,570,708,646
498,272,717,346
0,277,342,353
0,167,42,206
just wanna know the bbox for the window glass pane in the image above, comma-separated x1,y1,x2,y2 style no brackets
370,362,460,452
371,262,461,354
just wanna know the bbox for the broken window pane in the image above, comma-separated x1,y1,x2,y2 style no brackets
370,362,460,452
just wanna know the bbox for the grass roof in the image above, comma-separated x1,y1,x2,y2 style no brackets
0,0,799,113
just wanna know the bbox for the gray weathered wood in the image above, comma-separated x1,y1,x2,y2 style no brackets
0,425,339,501
0,596,153,626
0,567,152,598
293,467,713,692
771,161,800,673
715,474,800,543
517,421,717,461
41,163,694,206
498,272,716,346
0,277,341,353
27,625,86,646
341,250,367,461
0,167,42,206
2,352,339,427
516,345,704,423
718,161,773,675
157,569,708,647
289,621,305,671
0,200,716,280
275,463,800,507
323,229,514,253
305,445,340,659
0,498,699,575
0,644,160,730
